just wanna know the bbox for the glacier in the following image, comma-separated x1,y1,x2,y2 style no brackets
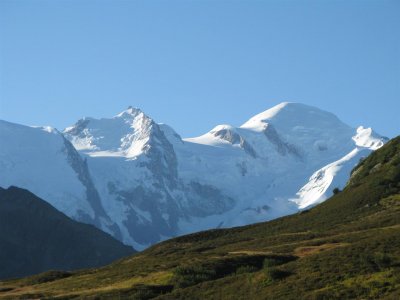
0,102,388,249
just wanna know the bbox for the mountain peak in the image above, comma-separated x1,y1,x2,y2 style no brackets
63,107,165,157
240,102,348,133
240,102,295,129
115,106,144,118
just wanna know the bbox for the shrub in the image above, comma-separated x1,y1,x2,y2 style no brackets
333,187,341,195
25,270,72,285
173,265,217,288
262,255,296,268
264,267,289,281
373,252,392,269
261,266,291,286
236,265,258,274
263,258,280,268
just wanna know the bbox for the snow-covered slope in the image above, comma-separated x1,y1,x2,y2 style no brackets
0,121,90,217
291,126,387,209
0,103,387,249
0,120,121,239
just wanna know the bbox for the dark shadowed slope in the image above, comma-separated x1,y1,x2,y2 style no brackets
0,136,399,299
0,186,135,279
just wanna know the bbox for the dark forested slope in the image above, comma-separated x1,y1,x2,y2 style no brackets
0,186,134,280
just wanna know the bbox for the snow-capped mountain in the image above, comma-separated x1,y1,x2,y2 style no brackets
63,107,235,247
0,103,388,249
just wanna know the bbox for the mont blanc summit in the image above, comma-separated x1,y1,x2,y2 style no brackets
0,103,387,249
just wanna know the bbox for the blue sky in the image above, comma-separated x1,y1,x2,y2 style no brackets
0,0,399,138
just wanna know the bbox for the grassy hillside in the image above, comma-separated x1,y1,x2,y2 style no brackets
1,136,399,299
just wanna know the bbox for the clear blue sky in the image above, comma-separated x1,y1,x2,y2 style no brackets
0,0,399,138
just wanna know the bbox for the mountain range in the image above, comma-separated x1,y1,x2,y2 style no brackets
1,133,398,299
0,102,388,249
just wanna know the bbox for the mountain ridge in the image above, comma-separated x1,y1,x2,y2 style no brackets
0,102,388,249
